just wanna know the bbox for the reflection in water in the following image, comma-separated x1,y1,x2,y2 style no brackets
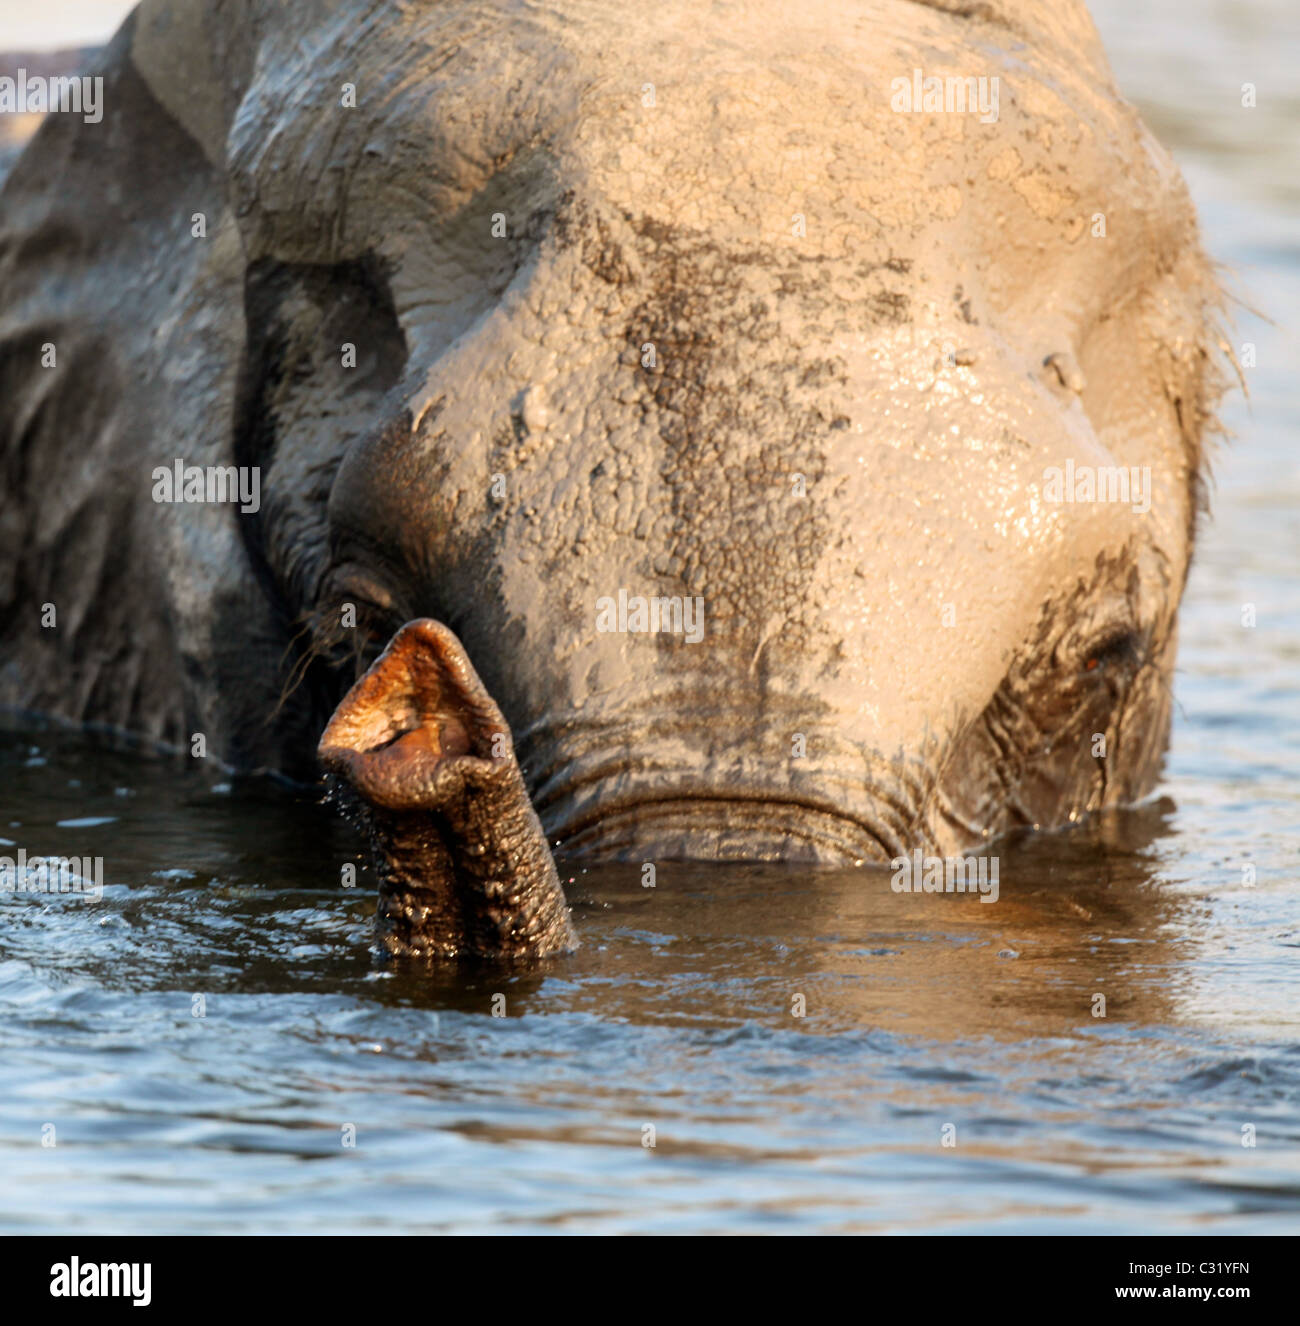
0,725,1195,1040
1,725,1297,1233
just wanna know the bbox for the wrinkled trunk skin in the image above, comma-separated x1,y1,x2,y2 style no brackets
318,619,576,959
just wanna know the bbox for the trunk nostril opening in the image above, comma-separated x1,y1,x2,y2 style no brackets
316,617,510,808
364,711,472,758
344,704,422,755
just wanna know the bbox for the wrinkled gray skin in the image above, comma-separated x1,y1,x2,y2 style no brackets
0,0,1227,957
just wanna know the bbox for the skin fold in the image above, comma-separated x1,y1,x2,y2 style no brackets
0,0,1229,958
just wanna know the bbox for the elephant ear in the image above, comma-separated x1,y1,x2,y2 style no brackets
0,4,268,760
0,0,412,770
127,0,255,171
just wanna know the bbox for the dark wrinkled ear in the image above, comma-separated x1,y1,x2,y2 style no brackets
126,0,258,169
0,2,345,771
0,12,222,748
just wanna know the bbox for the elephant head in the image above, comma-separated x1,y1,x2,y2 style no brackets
0,0,1229,957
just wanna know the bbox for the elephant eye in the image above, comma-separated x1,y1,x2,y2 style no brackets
1049,603,1140,678
321,567,406,645
1080,626,1142,677
331,567,395,612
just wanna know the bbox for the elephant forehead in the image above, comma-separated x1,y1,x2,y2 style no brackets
222,0,1146,265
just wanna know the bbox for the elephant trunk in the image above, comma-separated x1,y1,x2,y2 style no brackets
317,619,578,960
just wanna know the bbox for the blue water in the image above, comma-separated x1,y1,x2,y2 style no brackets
0,0,1296,1233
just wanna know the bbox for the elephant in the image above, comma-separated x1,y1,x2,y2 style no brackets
0,0,1230,958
